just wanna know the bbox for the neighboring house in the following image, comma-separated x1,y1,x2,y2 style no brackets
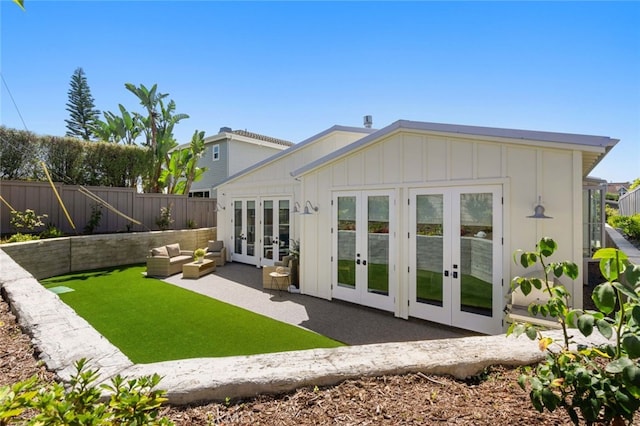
186,127,293,198
607,182,630,198
215,119,618,335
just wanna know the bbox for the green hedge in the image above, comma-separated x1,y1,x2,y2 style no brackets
608,213,640,240
0,126,151,187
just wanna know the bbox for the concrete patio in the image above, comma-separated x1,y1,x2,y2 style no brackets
164,262,476,345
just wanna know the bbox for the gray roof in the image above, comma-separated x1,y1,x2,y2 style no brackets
292,120,619,177
229,129,294,147
214,125,377,189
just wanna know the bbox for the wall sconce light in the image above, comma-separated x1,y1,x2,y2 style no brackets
300,200,319,215
527,196,552,219
292,202,301,214
215,202,225,212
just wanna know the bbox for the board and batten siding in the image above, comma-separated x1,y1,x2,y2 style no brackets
216,130,371,253
300,130,584,319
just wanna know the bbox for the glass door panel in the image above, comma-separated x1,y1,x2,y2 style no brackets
263,200,274,260
234,200,243,254
415,194,444,307
458,193,493,317
367,195,389,296
246,201,256,257
278,200,290,262
337,196,356,289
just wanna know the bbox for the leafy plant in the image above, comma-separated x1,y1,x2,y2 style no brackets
40,223,64,239
156,204,174,231
288,239,300,261
9,209,47,233
194,248,206,260
507,237,640,425
608,214,640,241
2,233,40,244
83,204,103,234
186,218,197,229
0,358,174,425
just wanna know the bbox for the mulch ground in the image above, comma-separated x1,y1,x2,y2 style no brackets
2,295,638,425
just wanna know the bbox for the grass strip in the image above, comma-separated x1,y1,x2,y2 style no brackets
41,265,343,363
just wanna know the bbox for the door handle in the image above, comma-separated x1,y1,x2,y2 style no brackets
444,270,449,277
453,271,458,279
356,259,361,265
362,260,367,266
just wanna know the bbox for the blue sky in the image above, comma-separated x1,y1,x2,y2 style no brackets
1,1,638,183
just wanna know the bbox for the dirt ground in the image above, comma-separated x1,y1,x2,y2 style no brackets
6,295,634,426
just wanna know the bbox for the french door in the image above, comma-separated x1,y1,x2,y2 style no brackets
232,199,257,264
408,186,502,334
261,198,291,266
333,190,395,312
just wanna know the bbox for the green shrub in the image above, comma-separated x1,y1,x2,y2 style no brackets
608,214,640,240
9,209,47,233
605,192,619,201
84,204,103,234
156,204,174,231
508,238,640,425
0,358,174,425
40,224,64,239
3,233,40,244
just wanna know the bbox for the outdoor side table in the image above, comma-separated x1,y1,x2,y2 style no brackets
182,259,216,279
269,271,290,294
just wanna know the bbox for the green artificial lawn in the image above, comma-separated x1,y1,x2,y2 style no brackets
41,265,344,363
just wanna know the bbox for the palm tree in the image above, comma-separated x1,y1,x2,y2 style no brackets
125,83,188,192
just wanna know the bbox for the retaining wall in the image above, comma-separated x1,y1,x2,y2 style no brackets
1,228,216,279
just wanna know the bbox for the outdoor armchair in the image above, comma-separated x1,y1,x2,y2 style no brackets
205,240,226,266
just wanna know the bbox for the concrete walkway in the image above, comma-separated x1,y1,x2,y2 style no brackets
164,262,476,345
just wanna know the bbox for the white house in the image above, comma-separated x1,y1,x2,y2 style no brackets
186,127,294,198
216,119,618,335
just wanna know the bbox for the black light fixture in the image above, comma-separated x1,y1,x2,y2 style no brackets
527,196,552,219
214,202,225,212
300,200,319,215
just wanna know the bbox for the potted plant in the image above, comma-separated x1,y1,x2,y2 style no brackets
193,248,206,263
288,239,300,289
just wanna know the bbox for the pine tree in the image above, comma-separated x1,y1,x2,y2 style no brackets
65,68,100,140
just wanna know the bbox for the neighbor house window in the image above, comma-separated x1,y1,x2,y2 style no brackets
189,191,210,198
212,144,220,161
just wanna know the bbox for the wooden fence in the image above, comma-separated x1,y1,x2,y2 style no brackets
0,180,217,235
619,187,640,216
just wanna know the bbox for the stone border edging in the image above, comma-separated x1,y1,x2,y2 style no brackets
0,249,611,405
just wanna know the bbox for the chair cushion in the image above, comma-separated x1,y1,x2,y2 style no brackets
169,255,192,264
166,243,181,257
208,240,224,253
151,246,169,257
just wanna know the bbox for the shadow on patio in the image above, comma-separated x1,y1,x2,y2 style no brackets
164,262,477,345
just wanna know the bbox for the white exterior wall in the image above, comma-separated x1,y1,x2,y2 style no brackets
216,130,371,261
300,130,584,324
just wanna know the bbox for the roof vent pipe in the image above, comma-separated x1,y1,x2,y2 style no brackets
363,115,373,128
219,126,232,133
